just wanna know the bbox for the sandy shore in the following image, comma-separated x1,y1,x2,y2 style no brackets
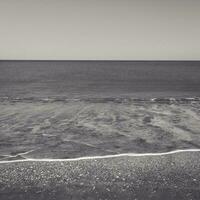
0,151,200,200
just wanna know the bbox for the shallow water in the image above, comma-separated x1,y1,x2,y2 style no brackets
0,98,200,160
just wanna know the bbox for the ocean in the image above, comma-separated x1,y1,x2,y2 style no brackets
0,61,200,160
1,61,200,99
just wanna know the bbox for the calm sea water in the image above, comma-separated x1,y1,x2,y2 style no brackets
0,61,200,99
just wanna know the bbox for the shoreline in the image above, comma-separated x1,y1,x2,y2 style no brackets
0,149,200,164
0,150,200,200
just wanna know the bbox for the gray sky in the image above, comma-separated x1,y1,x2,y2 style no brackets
0,0,199,60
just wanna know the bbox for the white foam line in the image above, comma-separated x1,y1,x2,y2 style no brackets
0,149,200,164
0,149,38,161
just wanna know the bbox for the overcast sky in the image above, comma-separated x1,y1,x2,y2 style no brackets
0,0,199,60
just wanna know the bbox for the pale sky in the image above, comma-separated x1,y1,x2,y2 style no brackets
0,0,200,60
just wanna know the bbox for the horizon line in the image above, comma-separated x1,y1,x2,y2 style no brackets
0,59,200,62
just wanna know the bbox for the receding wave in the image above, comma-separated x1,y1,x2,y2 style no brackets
0,96,200,104
0,95,200,161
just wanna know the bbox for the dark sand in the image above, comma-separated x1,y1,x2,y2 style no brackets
0,151,200,200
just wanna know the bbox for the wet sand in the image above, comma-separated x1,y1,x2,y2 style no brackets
0,151,200,200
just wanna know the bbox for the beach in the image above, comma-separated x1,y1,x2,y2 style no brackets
0,150,200,200
0,61,200,199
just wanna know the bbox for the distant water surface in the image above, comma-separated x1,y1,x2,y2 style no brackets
0,61,200,98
